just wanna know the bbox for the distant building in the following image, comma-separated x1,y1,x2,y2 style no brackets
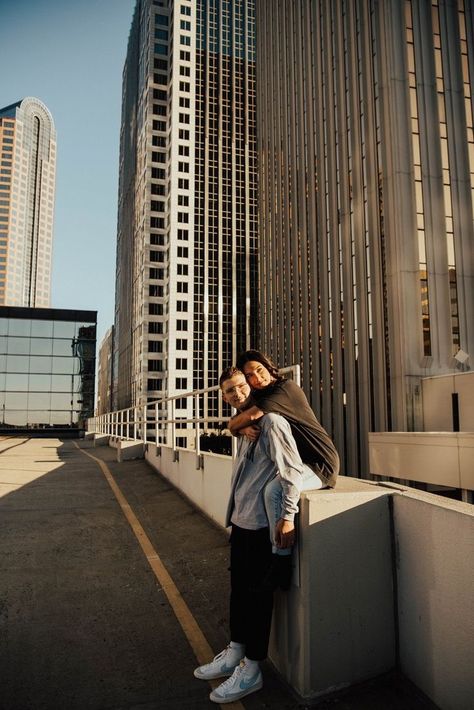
97,326,114,415
113,0,257,434
256,0,474,476
0,306,96,431
0,98,56,308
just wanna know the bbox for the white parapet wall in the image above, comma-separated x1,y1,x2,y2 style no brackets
140,441,473,707
369,431,474,493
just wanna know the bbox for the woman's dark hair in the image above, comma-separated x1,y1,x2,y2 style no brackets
235,349,283,382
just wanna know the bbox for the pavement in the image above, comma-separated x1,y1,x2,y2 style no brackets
0,437,438,710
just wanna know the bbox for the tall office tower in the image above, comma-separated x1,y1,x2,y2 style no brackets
0,98,56,307
256,0,474,476
114,0,257,430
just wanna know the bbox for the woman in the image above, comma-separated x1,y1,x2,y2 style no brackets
230,350,340,575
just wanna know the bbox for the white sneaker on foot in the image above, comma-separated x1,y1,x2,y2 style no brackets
209,660,263,704
193,646,243,680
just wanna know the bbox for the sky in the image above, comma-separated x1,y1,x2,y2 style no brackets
0,0,136,346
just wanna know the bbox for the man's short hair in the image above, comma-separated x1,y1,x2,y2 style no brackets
219,366,242,388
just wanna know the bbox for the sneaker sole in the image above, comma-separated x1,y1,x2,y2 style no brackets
209,679,263,703
193,668,234,680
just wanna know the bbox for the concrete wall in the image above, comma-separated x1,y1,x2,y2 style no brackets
270,479,396,698
394,493,474,710
422,371,474,431
140,441,474,707
369,432,474,492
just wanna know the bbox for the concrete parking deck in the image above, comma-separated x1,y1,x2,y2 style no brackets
0,437,436,710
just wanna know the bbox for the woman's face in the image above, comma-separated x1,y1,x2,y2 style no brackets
242,360,274,390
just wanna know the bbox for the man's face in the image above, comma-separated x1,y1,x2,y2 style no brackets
221,372,251,410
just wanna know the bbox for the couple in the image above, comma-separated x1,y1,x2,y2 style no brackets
194,350,340,704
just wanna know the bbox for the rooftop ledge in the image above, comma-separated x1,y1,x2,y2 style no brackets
96,434,473,710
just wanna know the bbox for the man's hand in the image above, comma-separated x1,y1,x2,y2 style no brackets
240,425,260,442
275,519,295,549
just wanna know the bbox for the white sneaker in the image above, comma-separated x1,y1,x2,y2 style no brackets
209,660,263,704
193,646,243,680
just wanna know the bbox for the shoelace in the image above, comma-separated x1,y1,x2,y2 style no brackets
216,661,245,690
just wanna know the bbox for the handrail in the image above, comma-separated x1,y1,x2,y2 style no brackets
88,365,301,469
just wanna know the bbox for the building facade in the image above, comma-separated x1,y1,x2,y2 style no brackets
0,98,56,308
256,0,474,476
0,306,96,430
97,326,114,415
114,0,257,430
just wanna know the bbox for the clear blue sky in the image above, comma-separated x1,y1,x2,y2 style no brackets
0,0,135,346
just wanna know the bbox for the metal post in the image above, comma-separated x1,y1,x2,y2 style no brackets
195,394,203,469
133,407,138,440
143,404,147,445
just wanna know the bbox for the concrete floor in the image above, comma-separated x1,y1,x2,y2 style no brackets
0,437,437,710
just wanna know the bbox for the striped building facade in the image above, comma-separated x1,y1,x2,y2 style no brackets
256,0,474,475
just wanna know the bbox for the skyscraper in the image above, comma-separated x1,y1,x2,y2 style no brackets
256,0,474,475
0,97,56,308
114,0,257,432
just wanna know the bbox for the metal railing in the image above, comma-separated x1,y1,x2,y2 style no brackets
88,365,301,467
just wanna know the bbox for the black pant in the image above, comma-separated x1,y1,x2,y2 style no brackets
229,524,274,661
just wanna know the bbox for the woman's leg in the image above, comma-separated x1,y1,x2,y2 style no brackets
263,476,291,556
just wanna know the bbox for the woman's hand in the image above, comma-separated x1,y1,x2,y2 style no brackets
275,519,295,549
240,425,260,441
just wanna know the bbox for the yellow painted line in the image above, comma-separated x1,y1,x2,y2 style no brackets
74,442,245,710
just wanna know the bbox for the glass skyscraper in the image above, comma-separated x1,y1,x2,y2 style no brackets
0,98,56,308
256,0,474,476
114,0,257,435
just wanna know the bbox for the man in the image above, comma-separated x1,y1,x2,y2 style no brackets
193,367,309,704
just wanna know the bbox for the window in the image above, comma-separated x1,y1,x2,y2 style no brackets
178,212,189,223
148,378,163,391
178,194,189,205
180,35,191,46
179,81,190,92
180,66,190,76
177,320,188,331
149,303,164,315
149,284,164,296
149,322,164,334
151,183,165,195
149,340,163,352
177,229,188,239
154,58,168,70
176,377,188,389
152,167,165,179
149,359,163,372
179,113,190,124
179,97,190,108
180,50,191,61
177,300,188,312
181,5,191,15
150,217,165,229
177,282,188,293
151,234,165,245
178,161,189,172
153,120,167,131
178,178,189,189
178,129,189,140
150,250,164,262
176,339,187,350
180,20,191,30
152,151,166,163
153,104,166,116
151,200,165,211
154,73,167,85
155,44,167,55
178,145,189,156
177,246,189,258
155,29,168,40
150,268,164,280
155,14,168,25
177,264,188,275
176,358,188,368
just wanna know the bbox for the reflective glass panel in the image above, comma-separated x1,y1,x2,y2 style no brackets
6,355,29,372
0,318,8,335
5,391,28,409
53,321,76,338
50,374,72,391
0,336,7,353
30,338,53,356
53,339,74,356
50,393,72,410
27,410,51,426
8,319,31,336
29,356,53,373
4,411,26,426
28,392,52,410
7,337,30,355
0,354,5,371
5,373,29,391
50,411,70,425
31,320,53,337
52,357,76,375
29,374,52,391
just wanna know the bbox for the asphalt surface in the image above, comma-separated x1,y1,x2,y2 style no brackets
0,437,437,710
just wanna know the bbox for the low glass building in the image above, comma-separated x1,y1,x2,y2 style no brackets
0,306,96,431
